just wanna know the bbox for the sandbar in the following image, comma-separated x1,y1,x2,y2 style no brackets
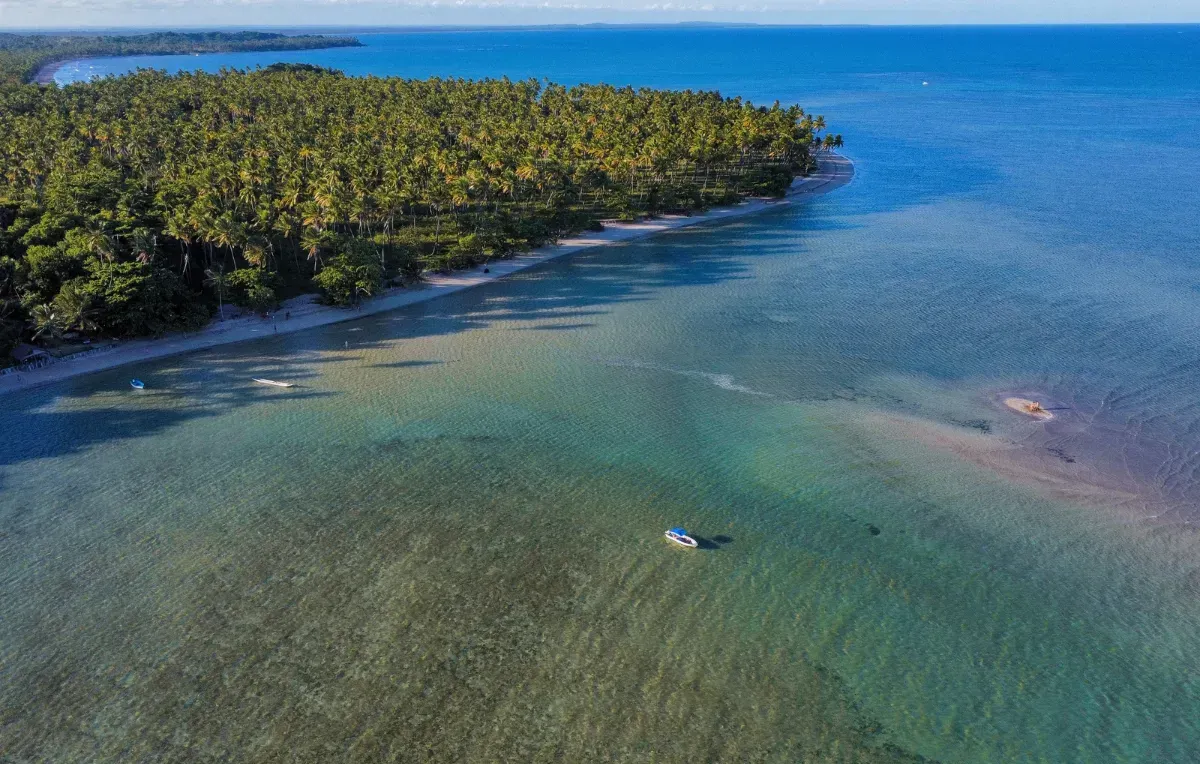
853,408,1167,519
1003,397,1054,420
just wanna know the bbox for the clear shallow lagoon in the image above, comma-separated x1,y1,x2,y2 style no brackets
9,25,1200,760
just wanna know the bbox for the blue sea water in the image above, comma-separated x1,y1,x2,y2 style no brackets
8,25,1200,760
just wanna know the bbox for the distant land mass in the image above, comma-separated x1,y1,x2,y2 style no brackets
0,31,362,85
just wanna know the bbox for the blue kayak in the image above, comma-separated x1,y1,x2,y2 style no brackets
130,379,145,390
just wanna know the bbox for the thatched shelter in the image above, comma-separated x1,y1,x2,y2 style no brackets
11,343,50,365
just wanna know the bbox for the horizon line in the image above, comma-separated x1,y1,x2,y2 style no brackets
5,21,1200,33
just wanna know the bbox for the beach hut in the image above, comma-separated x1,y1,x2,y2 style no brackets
11,343,50,365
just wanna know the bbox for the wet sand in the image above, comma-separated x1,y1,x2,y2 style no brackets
852,406,1188,522
1003,396,1054,420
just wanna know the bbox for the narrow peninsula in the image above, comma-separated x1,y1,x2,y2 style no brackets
0,39,844,386
0,31,362,86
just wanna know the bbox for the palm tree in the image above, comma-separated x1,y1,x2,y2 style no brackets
0,67,826,344
54,283,100,334
29,303,65,342
204,266,229,319
129,228,157,264
300,226,334,272
81,225,116,264
353,265,376,304
163,214,195,275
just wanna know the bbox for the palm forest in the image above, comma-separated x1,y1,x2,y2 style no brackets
0,34,841,360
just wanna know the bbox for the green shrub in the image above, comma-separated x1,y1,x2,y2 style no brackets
313,238,383,306
22,243,85,303
389,246,423,280
76,261,208,337
226,268,280,312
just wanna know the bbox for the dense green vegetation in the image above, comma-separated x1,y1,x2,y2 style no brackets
0,31,361,86
0,64,839,359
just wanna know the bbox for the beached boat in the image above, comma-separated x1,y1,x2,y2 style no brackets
253,378,294,388
130,379,145,390
665,527,698,548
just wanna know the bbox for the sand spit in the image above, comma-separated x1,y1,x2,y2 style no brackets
1003,397,1054,420
852,408,1183,522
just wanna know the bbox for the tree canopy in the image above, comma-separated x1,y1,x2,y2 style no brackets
0,65,834,359
0,31,361,86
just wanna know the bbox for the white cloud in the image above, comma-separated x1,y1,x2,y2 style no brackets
1,0,1197,27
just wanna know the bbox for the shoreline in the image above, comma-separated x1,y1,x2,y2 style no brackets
30,40,365,86
0,154,852,397
32,58,71,84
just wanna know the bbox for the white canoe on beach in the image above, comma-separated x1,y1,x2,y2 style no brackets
253,378,294,388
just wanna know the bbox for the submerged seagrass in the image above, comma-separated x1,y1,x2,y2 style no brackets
3,25,1200,762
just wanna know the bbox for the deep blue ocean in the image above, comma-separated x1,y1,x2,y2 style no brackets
7,25,1198,760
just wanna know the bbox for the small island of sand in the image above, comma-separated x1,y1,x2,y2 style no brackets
1004,397,1054,420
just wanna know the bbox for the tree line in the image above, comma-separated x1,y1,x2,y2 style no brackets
0,64,839,358
0,31,361,86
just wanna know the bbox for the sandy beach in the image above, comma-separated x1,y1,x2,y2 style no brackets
32,58,71,85
0,154,852,397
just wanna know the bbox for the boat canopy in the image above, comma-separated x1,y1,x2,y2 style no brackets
669,527,688,536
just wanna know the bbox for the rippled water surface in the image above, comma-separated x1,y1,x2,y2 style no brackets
11,26,1200,761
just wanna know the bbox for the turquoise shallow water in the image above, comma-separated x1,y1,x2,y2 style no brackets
8,25,1200,761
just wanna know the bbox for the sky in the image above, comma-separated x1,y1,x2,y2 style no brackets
1,0,1198,29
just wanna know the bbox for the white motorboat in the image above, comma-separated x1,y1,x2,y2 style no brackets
665,527,698,548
